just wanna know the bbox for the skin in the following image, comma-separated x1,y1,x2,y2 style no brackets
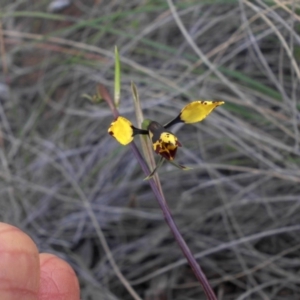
0,222,80,300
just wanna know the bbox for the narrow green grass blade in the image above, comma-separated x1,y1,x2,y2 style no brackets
131,82,164,189
114,46,121,108
131,82,153,168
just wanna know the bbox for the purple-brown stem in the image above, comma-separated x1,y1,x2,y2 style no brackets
100,84,217,300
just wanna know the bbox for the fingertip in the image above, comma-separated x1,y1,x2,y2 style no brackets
0,222,39,254
0,222,40,300
39,253,80,300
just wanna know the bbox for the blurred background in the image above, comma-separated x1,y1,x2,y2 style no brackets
1,0,300,299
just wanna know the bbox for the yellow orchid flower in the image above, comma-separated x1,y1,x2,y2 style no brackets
147,121,181,161
108,101,223,154
108,116,147,145
108,101,224,178
164,101,224,128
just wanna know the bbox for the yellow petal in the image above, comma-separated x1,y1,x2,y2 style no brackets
160,132,177,146
108,116,134,145
180,101,224,123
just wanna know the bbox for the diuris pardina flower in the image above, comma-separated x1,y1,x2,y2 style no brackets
108,116,147,145
163,101,224,128
147,120,181,161
108,101,224,177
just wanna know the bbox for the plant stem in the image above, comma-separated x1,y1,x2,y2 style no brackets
101,84,217,300
130,142,217,300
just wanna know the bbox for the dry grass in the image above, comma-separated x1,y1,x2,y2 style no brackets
1,0,300,299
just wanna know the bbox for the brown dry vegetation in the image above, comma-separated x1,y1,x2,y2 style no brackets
1,0,300,299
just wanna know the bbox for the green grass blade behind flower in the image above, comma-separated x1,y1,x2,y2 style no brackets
114,46,121,108
131,82,154,168
131,82,163,191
